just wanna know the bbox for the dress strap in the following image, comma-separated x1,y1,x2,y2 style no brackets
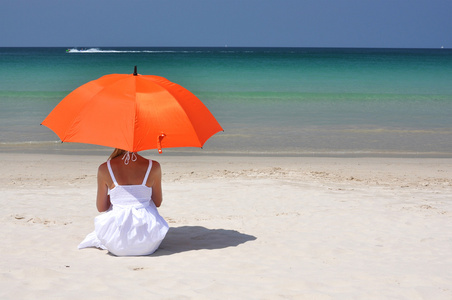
107,160,119,186
142,160,153,185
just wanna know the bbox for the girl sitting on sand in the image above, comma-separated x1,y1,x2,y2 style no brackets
78,149,169,256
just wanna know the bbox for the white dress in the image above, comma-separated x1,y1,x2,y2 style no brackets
78,160,169,256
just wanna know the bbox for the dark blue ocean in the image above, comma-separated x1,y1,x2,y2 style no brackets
1,47,451,156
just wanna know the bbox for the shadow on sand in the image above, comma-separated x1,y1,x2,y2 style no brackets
152,226,257,256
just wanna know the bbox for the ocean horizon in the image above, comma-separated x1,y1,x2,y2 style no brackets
1,47,451,157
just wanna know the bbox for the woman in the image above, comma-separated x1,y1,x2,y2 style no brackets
78,149,169,256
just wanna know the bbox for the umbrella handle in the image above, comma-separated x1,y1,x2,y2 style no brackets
157,133,166,154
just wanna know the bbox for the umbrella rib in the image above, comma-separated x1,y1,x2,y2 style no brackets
169,94,204,147
140,77,204,149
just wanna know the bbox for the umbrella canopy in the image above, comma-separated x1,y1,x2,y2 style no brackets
41,67,223,153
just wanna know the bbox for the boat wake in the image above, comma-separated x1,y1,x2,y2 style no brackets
65,48,179,54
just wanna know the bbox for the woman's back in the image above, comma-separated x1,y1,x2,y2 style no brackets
107,155,154,187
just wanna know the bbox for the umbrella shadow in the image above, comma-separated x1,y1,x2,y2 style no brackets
152,226,257,256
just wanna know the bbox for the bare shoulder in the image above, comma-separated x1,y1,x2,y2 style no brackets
151,160,161,172
97,161,109,178
98,161,108,171
149,160,161,177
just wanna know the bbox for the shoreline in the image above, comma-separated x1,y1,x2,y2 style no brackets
2,143,452,159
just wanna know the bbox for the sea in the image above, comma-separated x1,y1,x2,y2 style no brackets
1,47,451,157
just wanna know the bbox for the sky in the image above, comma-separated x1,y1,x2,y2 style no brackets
1,0,451,48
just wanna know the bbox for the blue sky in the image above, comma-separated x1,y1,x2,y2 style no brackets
1,0,451,48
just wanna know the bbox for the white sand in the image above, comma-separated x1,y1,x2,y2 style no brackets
1,153,451,299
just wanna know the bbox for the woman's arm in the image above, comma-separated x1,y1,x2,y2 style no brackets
150,161,163,207
96,164,111,212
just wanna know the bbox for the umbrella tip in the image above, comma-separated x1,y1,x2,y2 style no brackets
133,66,137,76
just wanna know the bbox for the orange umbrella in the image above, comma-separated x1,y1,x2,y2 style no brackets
41,67,223,153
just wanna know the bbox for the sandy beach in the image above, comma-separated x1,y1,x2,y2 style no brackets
1,153,451,299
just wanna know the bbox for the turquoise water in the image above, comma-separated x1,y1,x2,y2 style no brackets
1,47,451,156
